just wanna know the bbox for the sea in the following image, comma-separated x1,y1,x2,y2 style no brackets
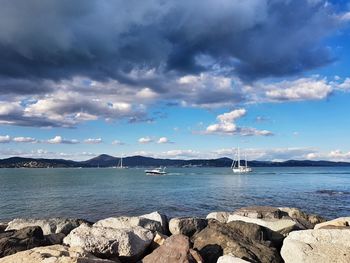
0,167,349,222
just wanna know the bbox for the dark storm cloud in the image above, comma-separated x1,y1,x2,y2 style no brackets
0,0,343,87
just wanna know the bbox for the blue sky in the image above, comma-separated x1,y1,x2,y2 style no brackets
0,0,350,161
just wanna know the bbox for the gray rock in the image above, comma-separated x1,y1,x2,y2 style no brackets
0,226,47,258
94,214,164,234
6,218,88,235
206,212,230,223
141,234,202,263
217,255,250,263
314,216,350,229
140,211,168,234
63,224,153,261
279,207,326,228
281,228,350,263
192,220,283,263
0,244,117,263
169,217,207,237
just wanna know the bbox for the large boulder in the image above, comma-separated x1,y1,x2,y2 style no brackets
279,207,326,228
217,255,250,263
63,224,153,261
206,212,230,223
281,228,350,263
6,218,88,235
192,220,283,263
94,213,165,234
228,206,306,235
140,212,168,234
0,226,47,258
314,217,350,229
0,244,117,263
141,234,202,263
169,217,207,237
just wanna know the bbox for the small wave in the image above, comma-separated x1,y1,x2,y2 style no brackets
315,190,350,196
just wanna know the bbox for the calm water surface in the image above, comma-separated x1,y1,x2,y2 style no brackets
0,167,349,221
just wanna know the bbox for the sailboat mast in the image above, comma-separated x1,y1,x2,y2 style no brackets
238,147,240,168
121,157,123,168
245,152,247,168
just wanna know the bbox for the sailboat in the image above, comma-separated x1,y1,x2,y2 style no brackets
231,148,252,173
116,156,128,169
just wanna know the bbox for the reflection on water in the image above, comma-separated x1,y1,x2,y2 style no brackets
0,166,349,221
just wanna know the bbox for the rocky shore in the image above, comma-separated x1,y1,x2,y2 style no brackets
0,206,349,262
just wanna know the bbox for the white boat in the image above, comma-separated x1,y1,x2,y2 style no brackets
231,148,252,173
145,167,167,175
116,157,128,169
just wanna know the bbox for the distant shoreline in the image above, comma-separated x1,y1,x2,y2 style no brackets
1,154,350,168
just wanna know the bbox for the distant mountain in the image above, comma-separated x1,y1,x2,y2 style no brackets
0,154,350,168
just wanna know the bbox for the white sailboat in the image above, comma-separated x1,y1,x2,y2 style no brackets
231,148,252,173
116,156,128,169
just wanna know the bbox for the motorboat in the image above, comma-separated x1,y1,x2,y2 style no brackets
145,167,167,175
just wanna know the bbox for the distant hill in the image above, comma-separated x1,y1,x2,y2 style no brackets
0,154,350,168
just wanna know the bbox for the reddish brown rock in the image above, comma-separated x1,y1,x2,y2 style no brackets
141,234,202,263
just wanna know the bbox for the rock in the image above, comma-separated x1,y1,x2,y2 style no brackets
192,220,283,263
141,234,202,263
0,244,117,263
217,255,250,263
228,206,306,235
206,212,230,223
314,217,350,229
45,233,66,245
281,228,350,263
63,224,153,261
169,217,207,237
94,215,164,234
0,226,47,258
234,206,282,219
6,218,88,235
150,232,168,250
0,224,7,234
140,211,168,234
279,207,326,228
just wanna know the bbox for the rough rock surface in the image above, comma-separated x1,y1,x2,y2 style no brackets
281,228,350,263
6,218,88,235
206,212,230,223
314,217,350,229
94,215,163,234
140,211,168,234
150,232,168,250
279,207,325,228
228,206,306,235
217,255,250,263
0,244,117,263
193,220,282,263
169,217,207,237
141,234,202,263
63,224,153,260
0,224,6,234
0,226,48,258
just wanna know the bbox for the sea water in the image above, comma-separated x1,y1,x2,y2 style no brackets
0,167,349,221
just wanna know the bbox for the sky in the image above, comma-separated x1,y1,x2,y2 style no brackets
0,0,350,161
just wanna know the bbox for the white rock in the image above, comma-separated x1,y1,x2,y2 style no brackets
5,218,86,235
63,224,153,260
227,214,302,234
281,229,350,263
217,255,250,263
140,211,168,233
206,212,230,223
314,217,350,229
0,244,117,263
94,214,164,233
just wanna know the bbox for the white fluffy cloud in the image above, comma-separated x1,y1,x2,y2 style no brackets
0,135,11,143
112,140,125,145
13,137,37,143
138,137,153,144
47,136,79,144
84,138,102,144
204,109,273,136
157,137,172,144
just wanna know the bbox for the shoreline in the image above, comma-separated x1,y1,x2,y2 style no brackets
0,206,349,262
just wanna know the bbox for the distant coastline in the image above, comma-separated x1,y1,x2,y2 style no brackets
1,154,350,168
